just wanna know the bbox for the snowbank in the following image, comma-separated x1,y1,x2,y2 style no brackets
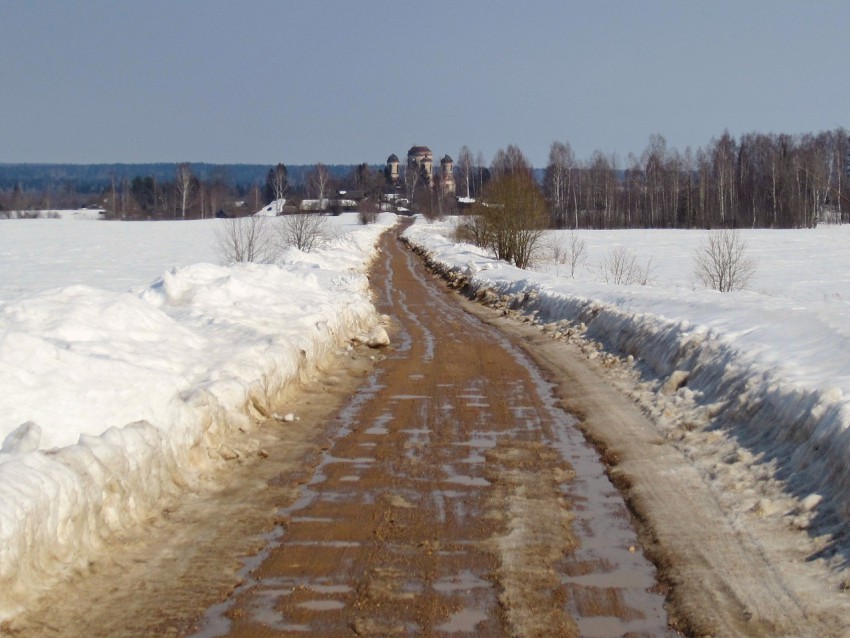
1,208,106,220
403,220,850,528
0,213,396,620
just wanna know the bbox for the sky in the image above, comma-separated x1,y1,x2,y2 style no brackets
2,0,849,168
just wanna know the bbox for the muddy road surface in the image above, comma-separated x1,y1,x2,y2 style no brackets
188,227,673,638
5,226,675,637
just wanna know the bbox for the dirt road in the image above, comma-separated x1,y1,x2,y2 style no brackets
4,224,670,637
14,223,842,637
185,227,672,637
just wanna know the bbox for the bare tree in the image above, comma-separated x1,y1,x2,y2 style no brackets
403,163,421,202
307,163,332,201
491,144,533,180
358,199,380,225
205,167,230,219
266,164,289,214
175,163,195,219
471,171,548,268
276,213,330,252
693,229,757,292
216,216,278,264
548,230,586,278
544,141,575,228
249,183,263,213
456,145,475,198
474,150,489,196
454,212,491,248
600,246,653,285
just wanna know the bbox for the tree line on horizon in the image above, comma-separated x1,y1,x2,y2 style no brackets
1,127,848,228
0,163,383,219
451,128,850,229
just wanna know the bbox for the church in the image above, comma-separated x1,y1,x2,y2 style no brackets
386,146,456,197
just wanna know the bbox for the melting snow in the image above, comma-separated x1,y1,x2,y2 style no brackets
0,212,396,620
404,220,850,534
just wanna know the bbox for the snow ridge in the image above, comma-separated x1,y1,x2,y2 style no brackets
0,215,395,621
403,222,850,531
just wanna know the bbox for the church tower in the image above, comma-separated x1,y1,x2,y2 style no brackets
440,154,456,196
407,145,434,186
386,154,400,185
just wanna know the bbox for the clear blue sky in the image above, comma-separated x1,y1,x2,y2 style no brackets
2,1,848,168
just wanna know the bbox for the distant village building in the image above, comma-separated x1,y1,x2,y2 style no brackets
407,145,434,186
386,154,400,185
385,145,455,197
440,154,456,196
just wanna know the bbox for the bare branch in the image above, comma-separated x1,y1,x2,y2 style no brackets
600,246,653,285
693,229,758,292
276,213,330,252
215,216,278,264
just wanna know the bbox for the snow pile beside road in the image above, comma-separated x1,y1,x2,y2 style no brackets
0,213,395,620
403,221,850,527
1,208,106,220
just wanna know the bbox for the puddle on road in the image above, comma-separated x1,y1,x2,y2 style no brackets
290,516,334,524
190,233,674,638
298,599,346,611
236,577,355,632
365,411,394,435
289,540,361,548
446,474,490,487
454,432,498,464
433,569,490,593
187,525,286,638
489,327,676,637
307,584,353,594
436,608,489,633
432,489,471,523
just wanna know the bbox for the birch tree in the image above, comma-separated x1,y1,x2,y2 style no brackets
544,141,575,228
307,163,332,201
457,145,475,198
175,163,195,219
266,163,289,214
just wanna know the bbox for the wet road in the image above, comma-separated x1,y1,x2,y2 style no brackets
190,225,674,638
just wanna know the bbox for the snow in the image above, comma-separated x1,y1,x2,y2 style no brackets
6,208,850,619
254,199,286,216
1,208,106,221
404,219,850,535
0,212,396,620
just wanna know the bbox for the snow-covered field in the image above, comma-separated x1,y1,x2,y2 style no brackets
0,212,395,620
405,220,850,546
5,210,850,621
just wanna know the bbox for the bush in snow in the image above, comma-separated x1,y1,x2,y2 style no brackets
276,213,330,253
693,229,757,292
600,245,653,285
546,230,586,278
453,213,491,249
467,172,549,269
215,216,278,264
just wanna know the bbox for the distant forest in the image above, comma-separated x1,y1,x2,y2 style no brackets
451,128,850,229
2,127,849,228
0,163,379,219
0,163,360,194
